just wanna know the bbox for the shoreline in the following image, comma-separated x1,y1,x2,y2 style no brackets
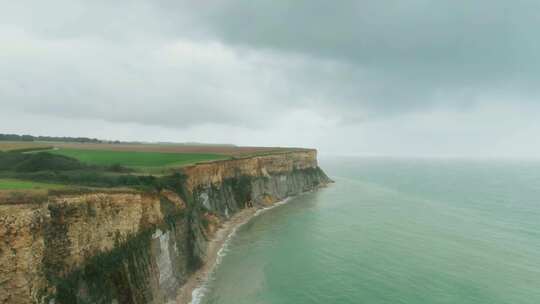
175,197,296,304
174,187,330,304
175,207,258,304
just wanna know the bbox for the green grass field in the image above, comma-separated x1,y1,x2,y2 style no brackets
50,148,229,170
0,178,65,190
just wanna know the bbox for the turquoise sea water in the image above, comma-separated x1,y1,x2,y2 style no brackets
198,158,540,304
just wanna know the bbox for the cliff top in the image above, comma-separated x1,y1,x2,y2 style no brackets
0,143,317,202
0,140,313,156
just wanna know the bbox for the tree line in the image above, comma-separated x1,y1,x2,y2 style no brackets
0,133,103,143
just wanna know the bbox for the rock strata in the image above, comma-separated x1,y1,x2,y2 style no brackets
0,150,331,304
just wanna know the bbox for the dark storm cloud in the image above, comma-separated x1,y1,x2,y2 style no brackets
190,0,540,112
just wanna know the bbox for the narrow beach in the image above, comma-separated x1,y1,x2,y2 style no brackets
175,207,258,304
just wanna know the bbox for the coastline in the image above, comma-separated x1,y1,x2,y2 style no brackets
175,197,295,304
175,207,258,304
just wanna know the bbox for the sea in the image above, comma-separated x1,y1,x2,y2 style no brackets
195,157,540,304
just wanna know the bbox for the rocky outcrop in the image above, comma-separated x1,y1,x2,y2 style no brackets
0,150,331,304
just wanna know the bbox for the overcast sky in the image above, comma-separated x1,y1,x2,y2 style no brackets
2,1,540,157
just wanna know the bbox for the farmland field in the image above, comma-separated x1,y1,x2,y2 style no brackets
1,140,307,157
54,142,304,156
50,148,230,169
0,141,53,152
0,178,65,190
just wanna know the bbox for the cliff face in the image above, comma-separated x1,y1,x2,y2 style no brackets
1,192,190,304
0,151,331,304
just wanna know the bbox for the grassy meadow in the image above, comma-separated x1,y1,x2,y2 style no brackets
0,178,65,190
0,140,290,192
50,148,229,170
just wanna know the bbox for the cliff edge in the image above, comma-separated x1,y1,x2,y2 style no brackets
0,150,331,304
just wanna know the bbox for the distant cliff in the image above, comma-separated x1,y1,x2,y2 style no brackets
0,150,331,304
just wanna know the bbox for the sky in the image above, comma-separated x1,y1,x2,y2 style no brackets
1,0,540,157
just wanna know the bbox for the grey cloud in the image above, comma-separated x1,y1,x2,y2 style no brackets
2,0,540,156
204,1,539,69
183,0,540,113
5,0,540,119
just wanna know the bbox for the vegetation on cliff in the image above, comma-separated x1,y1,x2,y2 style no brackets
0,179,66,190
0,149,223,192
40,175,208,304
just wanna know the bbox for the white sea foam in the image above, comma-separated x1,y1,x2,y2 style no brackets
190,197,296,304
254,197,292,217
190,210,253,304
190,285,207,304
